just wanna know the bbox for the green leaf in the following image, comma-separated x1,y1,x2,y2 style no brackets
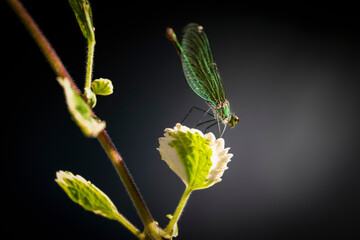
158,124,232,190
68,0,95,42
91,78,113,95
57,77,105,137
168,131,213,190
55,171,120,220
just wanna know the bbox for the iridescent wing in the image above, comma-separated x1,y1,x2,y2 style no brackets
181,23,226,105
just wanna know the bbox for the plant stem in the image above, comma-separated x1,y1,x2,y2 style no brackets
115,212,144,239
97,131,160,239
85,40,95,90
165,187,192,234
7,0,160,238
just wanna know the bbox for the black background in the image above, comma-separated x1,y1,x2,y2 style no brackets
3,1,360,239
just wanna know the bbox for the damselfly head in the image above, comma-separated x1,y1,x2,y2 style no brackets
227,114,239,128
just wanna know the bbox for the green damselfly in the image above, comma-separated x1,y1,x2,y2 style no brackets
166,23,239,136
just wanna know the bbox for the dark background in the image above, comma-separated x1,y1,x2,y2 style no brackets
3,1,360,239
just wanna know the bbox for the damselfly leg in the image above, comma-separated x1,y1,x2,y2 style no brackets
197,117,226,136
181,106,214,125
181,107,226,136
195,118,216,128
196,118,218,133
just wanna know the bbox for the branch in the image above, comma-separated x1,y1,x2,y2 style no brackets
7,0,159,237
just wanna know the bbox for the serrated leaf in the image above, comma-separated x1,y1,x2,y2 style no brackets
91,78,113,96
158,124,232,190
68,0,95,42
57,77,105,137
56,171,120,220
168,131,213,189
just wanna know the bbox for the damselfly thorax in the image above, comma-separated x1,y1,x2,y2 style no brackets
208,100,239,128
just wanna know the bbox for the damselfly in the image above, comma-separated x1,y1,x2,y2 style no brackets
166,23,239,136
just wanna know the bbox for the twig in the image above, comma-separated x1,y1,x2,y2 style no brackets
7,0,159,238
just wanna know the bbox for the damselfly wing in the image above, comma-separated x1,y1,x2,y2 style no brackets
166,23,239,135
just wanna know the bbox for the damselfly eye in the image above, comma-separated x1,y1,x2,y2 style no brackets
228,115,239,128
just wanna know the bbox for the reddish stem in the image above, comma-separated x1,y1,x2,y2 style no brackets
7,0,157,233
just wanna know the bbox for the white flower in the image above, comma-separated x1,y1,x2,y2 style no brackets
157,123,233,190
